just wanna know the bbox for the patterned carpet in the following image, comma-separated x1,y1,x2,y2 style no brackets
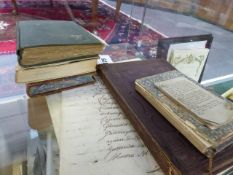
0,0,164,99
0,0,163,57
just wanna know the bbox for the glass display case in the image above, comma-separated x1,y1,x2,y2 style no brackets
0,0,233,174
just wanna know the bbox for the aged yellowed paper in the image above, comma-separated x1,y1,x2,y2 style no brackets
49,78,162,175
155,77,233,125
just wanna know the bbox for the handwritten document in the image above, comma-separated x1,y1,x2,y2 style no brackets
155,77,233,126
48,78,162,175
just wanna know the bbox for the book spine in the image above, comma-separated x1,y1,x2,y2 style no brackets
98,70,182,175
26,82,93,97
26,75,96,97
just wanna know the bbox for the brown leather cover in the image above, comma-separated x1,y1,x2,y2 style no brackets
97,59,233,175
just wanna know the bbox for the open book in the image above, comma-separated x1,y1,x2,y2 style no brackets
46,77,162,175
135,70,233,156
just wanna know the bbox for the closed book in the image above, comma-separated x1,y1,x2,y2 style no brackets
97,60,233,175
16,20,105,67
26,73,95,97
15,57,97,83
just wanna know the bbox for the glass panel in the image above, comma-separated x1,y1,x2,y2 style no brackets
127,0,233,84
0,0,233,174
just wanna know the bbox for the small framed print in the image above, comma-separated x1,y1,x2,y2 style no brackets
156,34,213,83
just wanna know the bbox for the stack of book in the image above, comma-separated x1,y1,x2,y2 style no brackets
97,60,233,175
15,20,105,97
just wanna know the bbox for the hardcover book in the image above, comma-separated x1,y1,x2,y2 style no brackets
26,73,95,97
97,60,233,175
16,20,105,67
135,70,233,156
15,57,98,83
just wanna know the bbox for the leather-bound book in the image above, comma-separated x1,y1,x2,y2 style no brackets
15,57,98,83
97,60,233,175
17,20,105,68
26,73,95,97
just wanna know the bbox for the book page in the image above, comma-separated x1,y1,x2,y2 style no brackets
155,77,233,125
168,48,209,81
59,78,162,175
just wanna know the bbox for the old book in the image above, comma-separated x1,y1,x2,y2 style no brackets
46,77,163,175
15,57,97,83
26,73,95,97
135,70,233,156
97,60,233,175
155,76,232,126
16,20,105,67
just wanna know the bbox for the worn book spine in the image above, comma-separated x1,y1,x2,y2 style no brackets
26,74,95,97
15,58,97,83
98,68,181,175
